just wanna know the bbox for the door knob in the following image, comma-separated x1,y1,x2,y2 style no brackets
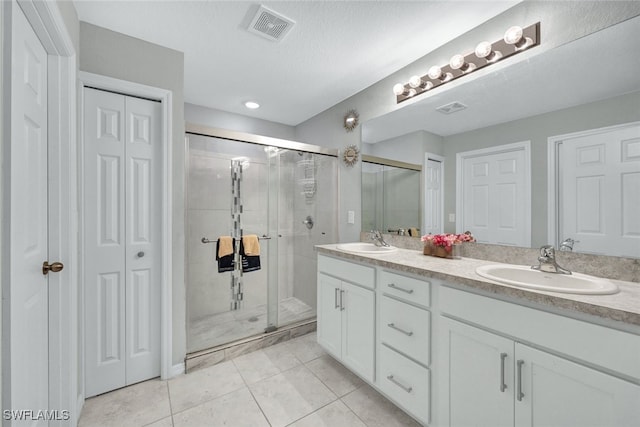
137,251,145,258
42,261,64,275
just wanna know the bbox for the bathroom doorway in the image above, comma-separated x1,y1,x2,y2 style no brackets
185,128,338,352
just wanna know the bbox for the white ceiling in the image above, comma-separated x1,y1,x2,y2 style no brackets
362,15,640,142
72,0,519,126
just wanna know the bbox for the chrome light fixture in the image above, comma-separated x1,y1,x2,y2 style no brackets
393,22,540,104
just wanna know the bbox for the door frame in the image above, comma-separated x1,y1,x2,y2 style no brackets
546,121,640,248
424,152,444,235
455,141,531,246
1,0,78,423
77,72,174,389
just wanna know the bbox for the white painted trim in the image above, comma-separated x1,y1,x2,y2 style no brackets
546,121,640,248
77,71,174,382
456,141,531,246
171,363,186,377
424,153,445,235
3,0,78,424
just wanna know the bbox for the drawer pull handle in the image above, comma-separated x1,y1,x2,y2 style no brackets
387,283,414,294
517,359,525,401
387,375,413,393
334,288,340,309
500,353,507,392
340,290,345,311
387,323,413,336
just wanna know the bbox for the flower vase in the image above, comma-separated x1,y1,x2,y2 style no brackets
431,245,452,258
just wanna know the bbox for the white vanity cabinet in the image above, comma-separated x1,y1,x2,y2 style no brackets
440,286,640,427
317,255,375,381
377,270,432,424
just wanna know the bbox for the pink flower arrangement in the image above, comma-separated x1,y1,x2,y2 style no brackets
421,232,475,252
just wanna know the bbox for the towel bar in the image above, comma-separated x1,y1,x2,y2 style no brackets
201,235,271,244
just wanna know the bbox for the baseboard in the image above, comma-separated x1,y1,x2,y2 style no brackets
170,362,185,377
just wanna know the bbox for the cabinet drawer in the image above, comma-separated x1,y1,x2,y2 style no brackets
378,344,430,424
380,270,430,307
380,296,430,365
318,255,375,289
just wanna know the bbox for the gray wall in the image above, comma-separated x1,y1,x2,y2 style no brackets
186,103,295,141
295,1,640,243
80,22,186,365
442,90,640,246
363,130,443,164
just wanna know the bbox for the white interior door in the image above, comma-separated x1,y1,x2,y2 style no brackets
459,143,530,247
558,123,640,257
84,87,161,397
424,158,442,235
9,3,50,422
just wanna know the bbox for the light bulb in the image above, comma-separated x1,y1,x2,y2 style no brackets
475,41,501,62
449,54,465,70
428,66,442,80
408,88,417,97
409,75,422,88
393,83,407,96
504,26,523,45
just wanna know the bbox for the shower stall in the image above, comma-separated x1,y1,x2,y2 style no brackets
185,126,338,353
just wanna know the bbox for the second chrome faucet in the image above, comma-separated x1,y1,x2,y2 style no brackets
531,245,571,275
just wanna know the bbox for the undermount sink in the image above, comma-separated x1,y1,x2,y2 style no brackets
336,242,397,255
475,264,619,295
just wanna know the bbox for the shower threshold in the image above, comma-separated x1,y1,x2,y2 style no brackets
185,318,317,373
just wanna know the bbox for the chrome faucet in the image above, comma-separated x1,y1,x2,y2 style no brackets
370,230,390,247
559,237,578,252
531,245,571,275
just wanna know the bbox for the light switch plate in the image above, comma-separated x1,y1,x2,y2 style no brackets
348,210,355,224
449,213,455,222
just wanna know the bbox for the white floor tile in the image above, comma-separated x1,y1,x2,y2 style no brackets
342,384,422,427
306,355,364,397
288,400,367,427
232,349,282,384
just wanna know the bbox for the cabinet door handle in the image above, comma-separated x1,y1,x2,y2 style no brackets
334,288,340,309
387,375,413,393
500,353,507,392
340,290,345,311
387,323,414,336
517,359,525,401
387,283,414,294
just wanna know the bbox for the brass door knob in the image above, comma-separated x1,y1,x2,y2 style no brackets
42,261,64,275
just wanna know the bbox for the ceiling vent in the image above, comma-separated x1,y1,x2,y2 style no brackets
247,5,295,42
436,101,468,115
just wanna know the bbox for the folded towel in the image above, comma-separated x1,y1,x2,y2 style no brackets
216,237,235,273
242,235,260,256
218,236,234,258
239,239,261,273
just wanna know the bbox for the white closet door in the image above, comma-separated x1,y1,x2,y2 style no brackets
10,3,50,421
124,96,161,384
424,159,442,234
559,124,640,258
461,146,529,247
84,88,161,397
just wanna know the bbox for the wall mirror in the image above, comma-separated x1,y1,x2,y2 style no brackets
361,155,422,237
362,16,640,257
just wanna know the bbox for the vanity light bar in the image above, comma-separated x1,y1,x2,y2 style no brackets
393,22,540,104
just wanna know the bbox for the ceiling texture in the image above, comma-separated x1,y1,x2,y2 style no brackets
73,0,519,126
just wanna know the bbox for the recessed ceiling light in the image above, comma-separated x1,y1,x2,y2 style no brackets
245,101,260,109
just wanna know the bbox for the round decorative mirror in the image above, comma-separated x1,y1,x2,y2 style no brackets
342,144,360,167
343,109,359,132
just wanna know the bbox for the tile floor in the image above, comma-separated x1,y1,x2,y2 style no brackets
79,332,422,427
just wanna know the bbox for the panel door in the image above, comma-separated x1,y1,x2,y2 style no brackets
461,146,529,247
424,158,443,235
84,88,127,397
442,318,514,427
341,281,375,382
84,88,161,396
124,96,162,384
10,3,50,422
316,273,342,358
515,343,640,427
559,124,640,257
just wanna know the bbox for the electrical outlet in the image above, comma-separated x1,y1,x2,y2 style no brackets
348,210,355,224
449,213,456,222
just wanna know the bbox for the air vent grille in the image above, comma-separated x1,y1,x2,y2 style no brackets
248,5,295,42
436,101,468,114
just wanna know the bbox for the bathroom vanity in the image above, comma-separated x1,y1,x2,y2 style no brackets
316,245,640,427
